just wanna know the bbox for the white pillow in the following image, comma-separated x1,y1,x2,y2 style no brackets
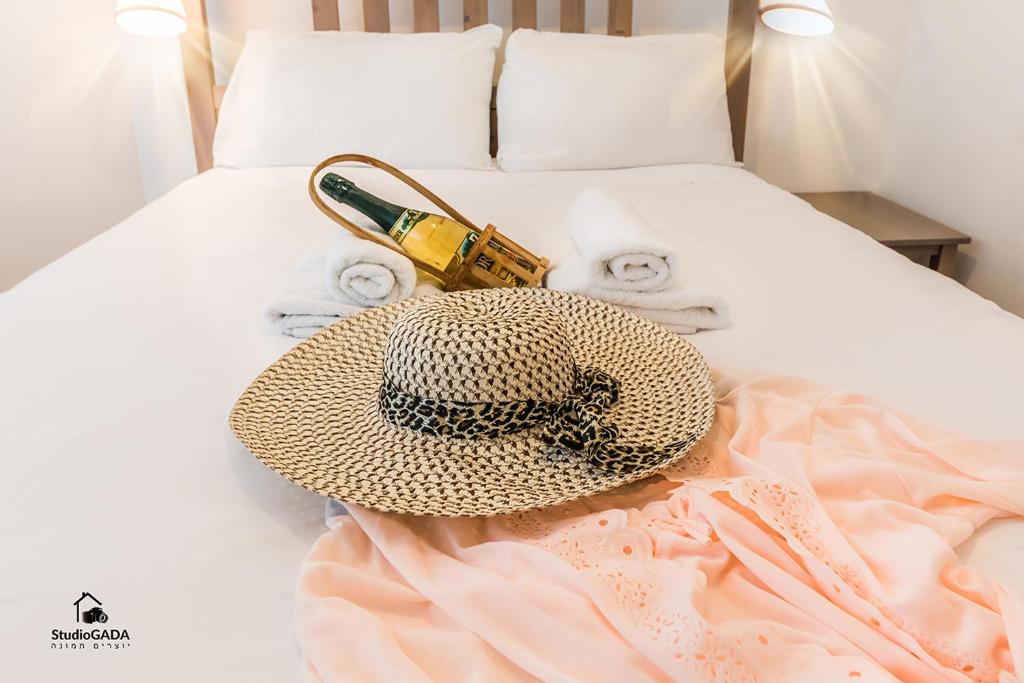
213,25,502,169
496,29,735,172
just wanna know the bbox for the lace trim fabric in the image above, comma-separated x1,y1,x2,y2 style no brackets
500,466,999,682
501,495,896,682
701,478,996,681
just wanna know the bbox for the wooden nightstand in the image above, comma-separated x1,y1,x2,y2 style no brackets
796,192,971,277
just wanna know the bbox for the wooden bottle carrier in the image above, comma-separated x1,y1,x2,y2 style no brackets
309,154,549,291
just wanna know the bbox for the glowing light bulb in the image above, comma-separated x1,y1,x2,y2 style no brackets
759,1,835,37
115,0,187,38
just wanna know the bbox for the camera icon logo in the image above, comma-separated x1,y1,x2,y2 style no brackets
73,592,109,624
81,606,109,624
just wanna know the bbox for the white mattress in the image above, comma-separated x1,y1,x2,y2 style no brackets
2,164,1023,681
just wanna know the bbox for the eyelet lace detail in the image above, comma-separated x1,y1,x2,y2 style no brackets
660,436,725,479
501,494,898,682
696,478,997,683
500,470,995,682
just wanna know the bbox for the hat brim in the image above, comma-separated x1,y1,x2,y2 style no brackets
230,289,715,516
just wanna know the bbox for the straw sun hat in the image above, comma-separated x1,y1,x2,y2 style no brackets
230,288,716,516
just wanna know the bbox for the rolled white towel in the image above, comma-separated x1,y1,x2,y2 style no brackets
267,247,440,338
563,285,730,335
323,231,417,307
558,187,680,292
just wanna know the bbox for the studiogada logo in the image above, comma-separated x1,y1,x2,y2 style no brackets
51,592,131,651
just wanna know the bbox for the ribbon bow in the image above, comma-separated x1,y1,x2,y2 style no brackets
539,368,684,474
540,368,620,455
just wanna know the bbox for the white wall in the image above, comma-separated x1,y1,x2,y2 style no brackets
124,36,197,204
876,0,1024,315
745,0,912,192
0,0,146,291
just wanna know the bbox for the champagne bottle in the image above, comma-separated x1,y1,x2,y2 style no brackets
319,173,528,286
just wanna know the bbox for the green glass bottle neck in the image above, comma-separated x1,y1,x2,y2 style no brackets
319,173,408,232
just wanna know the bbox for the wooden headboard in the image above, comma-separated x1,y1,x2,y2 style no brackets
179,0,758,172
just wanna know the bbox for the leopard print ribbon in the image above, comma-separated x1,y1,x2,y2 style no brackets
378,367,688,474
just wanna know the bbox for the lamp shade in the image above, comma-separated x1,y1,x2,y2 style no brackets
759,0,835,37
115,0,187,38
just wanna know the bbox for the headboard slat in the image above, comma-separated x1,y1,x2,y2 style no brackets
512,0,538,30
463,0,488,29
363,0,391,32
560,0,585,33
311,0,341,30
180,0,216,173
607,0,633,37
725,0,756,162
413,0,441,32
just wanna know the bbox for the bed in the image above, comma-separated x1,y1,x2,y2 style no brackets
3,2,1024,682
3,162,1023,681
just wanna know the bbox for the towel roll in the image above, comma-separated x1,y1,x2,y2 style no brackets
267,246,440,338
546,188,732,335
567,187,680,292
596,286,731,335
267,249,366,338
323,231,417,307
547,261,731,335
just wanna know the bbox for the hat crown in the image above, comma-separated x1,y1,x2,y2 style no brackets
383,294,576,403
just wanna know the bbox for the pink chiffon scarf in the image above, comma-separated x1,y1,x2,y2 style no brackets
295,371,1024,682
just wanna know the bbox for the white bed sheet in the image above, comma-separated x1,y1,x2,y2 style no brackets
2,164,1023,682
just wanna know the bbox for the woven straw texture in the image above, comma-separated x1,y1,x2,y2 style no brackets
229,289,716,516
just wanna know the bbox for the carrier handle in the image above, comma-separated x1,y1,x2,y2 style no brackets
308,154,483,283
